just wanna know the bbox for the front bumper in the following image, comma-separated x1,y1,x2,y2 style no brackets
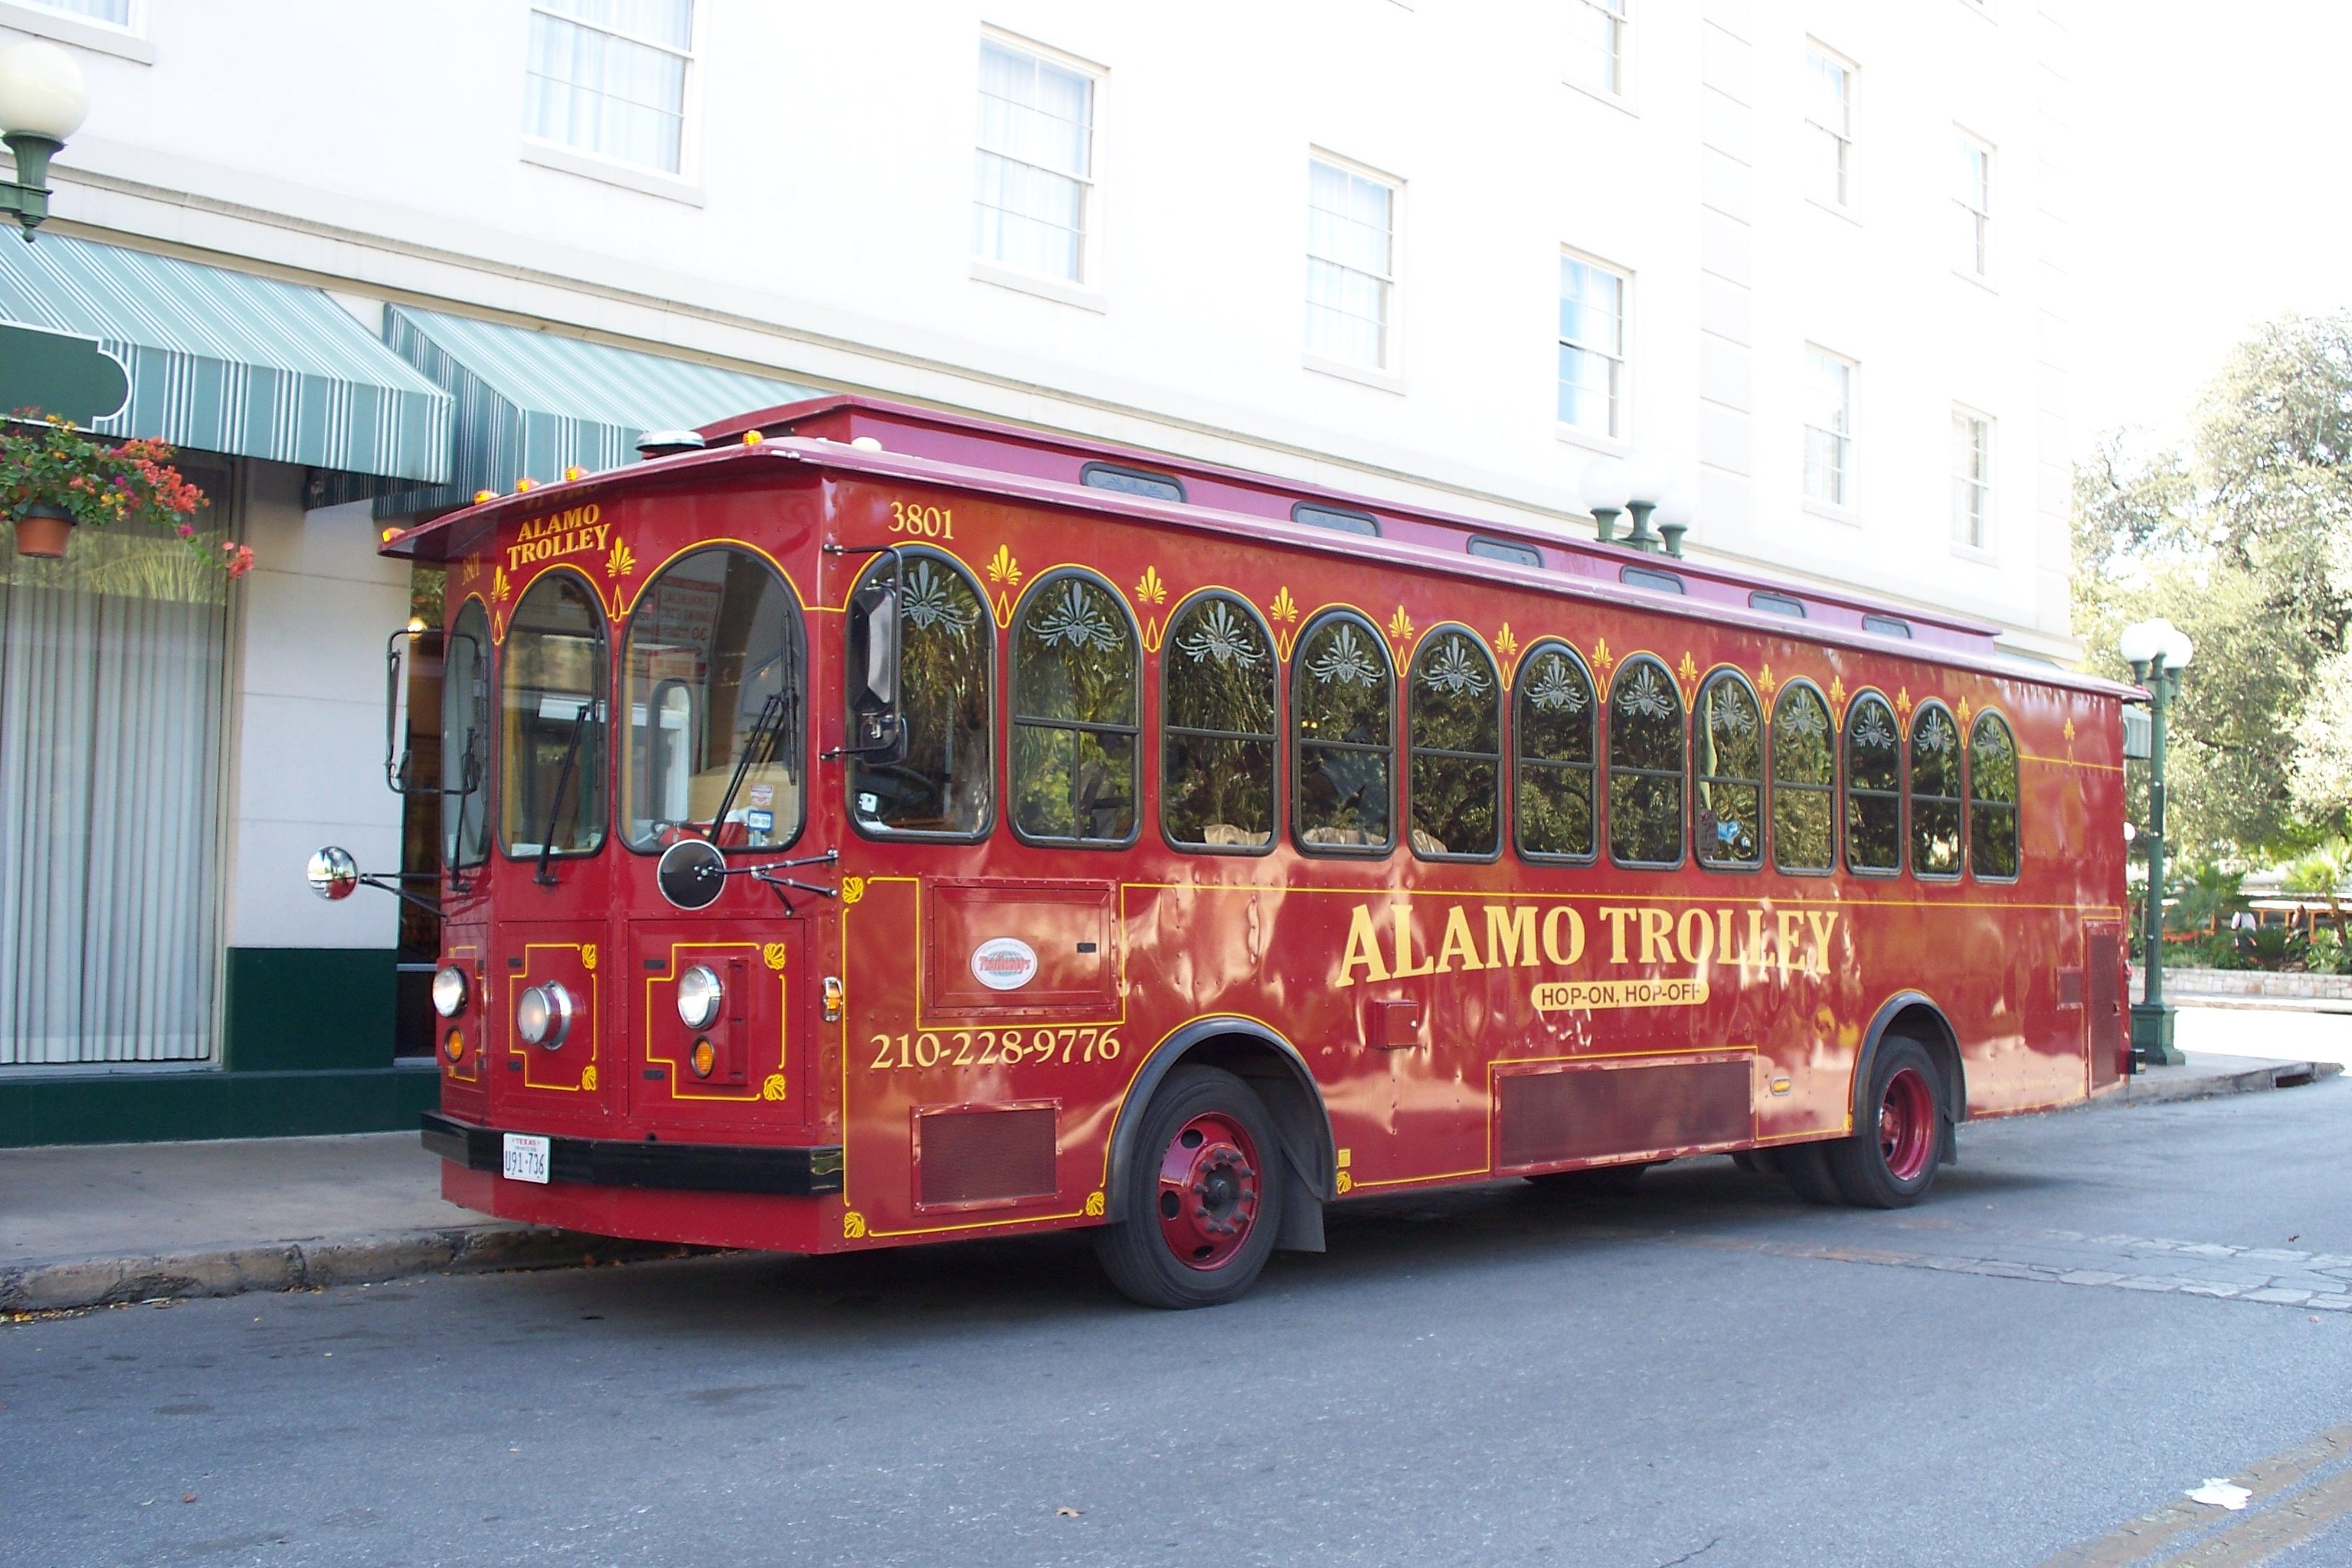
422,1112,844,1196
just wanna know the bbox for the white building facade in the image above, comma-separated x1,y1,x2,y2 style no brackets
0,0,2072,1139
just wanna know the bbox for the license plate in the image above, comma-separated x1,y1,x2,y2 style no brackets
502,1133,551,1185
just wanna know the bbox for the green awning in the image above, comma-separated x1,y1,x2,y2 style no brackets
0,236,451,482
371,308,824,514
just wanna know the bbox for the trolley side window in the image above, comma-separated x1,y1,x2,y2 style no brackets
1695,672,1763,868
1163,594,1276,851
1844,692,1902,874
1969,712,2020,880
443,597,491,869
1608,656,1685,868
620,546,805,853
1770,682,1835,873
1910,703,1963,878
498,572,608,859
852,552,993,837
1407,628,1502,860
1515,642,1596,863
1011,572,1139,846
1293,612,1394,854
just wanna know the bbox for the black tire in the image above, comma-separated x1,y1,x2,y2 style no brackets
1095,1065,1284,1309
1827,1035,1945,1208
1779,1140,1845,1205
1729,1152,1760,1175
1524,1160,1653,1196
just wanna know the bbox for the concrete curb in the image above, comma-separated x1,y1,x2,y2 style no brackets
1,1224,701,1315
2097,1059,2343,1110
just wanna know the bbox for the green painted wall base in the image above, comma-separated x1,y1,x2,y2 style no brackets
0,945,441,1148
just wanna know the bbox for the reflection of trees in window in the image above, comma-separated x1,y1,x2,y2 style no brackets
852,552,992,835
1012,574,1138,844
1516,643,1595,860
443,598,491,868
1293,613,1393,852
1910,703,1962,876
1969,712,2019,878
620,547,804,852
1163,594,1275,850
1845,692,1901,873
499,572,607,858
1696,673,1763,867
1771,682,1835,873
1409,628,1500,858
1608,656,1685,866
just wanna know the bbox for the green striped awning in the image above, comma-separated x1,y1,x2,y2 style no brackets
370,308,823,514
0,236,451,482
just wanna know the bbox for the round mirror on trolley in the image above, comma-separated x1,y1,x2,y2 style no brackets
306,846,360,901
657,837,726,911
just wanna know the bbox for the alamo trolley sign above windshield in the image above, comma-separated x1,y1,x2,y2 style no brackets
307,395,2134,1309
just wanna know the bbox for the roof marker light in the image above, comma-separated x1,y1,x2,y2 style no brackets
743,430,763,446
473,489,496,504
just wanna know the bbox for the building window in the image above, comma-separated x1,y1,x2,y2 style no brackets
1558,254,1628,438
974,37,1097,285
1566,0,1628,97
1803,348,1854,507
1407,628,1502,860
1804,45,1854,208
23,0,130,21
1306,156,1396,370
1951,408,1993,551
1954,133,1992,277
525,1,694,174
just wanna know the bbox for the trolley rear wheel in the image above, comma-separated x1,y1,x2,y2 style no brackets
1828,1036,1945,1208
1095,1065,1283,1309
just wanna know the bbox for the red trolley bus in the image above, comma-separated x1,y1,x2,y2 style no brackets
313,395,2134,1308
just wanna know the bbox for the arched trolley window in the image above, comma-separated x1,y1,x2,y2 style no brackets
1011,571,1140,846
1969,711,2020,879
1695,672,1764,868
1515,643,1597,863
1162,593,1278,851
619,546,807,853
1408,627,1502,859
1770,682,1835,873
1844,692,1901,874
1292,611,1394,854
1608,656,1685,867
499,571,609,860
442,598,491,870
1909,702,1963,878
850,550,993,838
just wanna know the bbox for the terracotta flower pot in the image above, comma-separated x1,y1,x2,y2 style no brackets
12,504,74,561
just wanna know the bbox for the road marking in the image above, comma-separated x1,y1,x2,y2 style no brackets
2032,1421,2352,1567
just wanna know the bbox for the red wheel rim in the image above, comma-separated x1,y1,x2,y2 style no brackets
1878,1066,1936,1183
1156,1112,1261,1271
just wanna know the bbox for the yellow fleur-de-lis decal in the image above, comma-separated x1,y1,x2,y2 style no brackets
605,538,636,579
842,1210,868,1240
986,544,1021,586
1133,566,1166,606
580,944,597,972
1268,586,1298,624
760,1073,788,1101
581,1065,597,1091
1678,651,1699,688
493,566,511,603
762,943,789,971
1388,606,1415,645
1894,686,1914,718
1758,663,1779,697
1493,623,1518,661
1083,1190,1106,1217
1590,636,1616,674
839,876,866,906
1957,697,1972,727
2063,716,2077,742
1830,675,1847,708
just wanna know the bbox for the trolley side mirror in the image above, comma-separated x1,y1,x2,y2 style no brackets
843,576,907,767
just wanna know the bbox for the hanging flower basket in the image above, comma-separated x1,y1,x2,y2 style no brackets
1,411,253,575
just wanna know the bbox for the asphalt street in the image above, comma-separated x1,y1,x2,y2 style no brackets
6,1079,2352,1568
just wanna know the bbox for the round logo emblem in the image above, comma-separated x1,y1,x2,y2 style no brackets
969,937,1039,992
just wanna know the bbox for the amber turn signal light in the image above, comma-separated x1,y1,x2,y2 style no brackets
690,1038,716,1079
442,1028,466,1065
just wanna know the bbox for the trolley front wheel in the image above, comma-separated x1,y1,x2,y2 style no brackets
1095,1065,1283,1309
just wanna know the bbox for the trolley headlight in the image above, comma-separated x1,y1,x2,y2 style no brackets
516,981,574,1048
431,964,468,1018
676,965,723,1030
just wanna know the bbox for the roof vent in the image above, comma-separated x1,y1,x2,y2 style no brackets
636,429,706,460
849,436,883,452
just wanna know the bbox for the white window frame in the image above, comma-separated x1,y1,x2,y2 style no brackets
0,0,151,63
1801,346,1857,515
1556,247,1631,448
1950,406,1995,556
1564,0,1631,105
1804,43,1856,213
1303,150,1404,388
968,29,1107,308
1954,129,1994,282
520,1,704,205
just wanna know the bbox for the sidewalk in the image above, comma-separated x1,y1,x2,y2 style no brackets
4,1051,2340,1317
1,1131,687,1315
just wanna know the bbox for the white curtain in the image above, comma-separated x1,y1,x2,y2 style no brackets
0,525,228,1064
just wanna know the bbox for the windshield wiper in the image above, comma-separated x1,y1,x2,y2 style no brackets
706,690,791,846
533,699,592,888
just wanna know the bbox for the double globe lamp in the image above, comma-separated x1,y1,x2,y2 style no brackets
0,40,92,239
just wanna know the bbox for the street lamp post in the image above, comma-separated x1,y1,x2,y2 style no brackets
2121,617,2195,1067
0,41,92,240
